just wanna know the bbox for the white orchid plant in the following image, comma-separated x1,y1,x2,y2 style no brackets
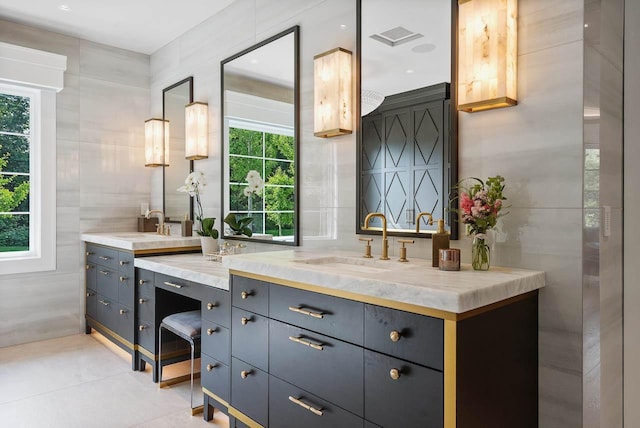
243,170,264,197
177,171,218,238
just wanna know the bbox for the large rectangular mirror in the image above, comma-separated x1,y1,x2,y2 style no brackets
163,77,194,222
221,26,299,245
357,0,458,239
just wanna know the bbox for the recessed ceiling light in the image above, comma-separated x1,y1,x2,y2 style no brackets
406,69,415,74
58,4,71,12
584,23,589,28
340,24,347,30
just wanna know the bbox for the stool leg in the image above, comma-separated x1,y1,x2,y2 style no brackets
190,339,195,409
158,326,163,384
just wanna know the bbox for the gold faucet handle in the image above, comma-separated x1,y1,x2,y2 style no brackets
398,239,414,263
359,237,374,258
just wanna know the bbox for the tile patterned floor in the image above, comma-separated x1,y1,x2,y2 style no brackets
0,333,229,428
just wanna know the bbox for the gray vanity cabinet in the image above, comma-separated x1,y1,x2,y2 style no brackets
85,244,135,356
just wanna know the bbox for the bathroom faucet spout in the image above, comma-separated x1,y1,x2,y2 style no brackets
363,212,390,260
146,210,166,235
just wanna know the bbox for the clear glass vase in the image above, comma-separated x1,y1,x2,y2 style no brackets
471,235,490,271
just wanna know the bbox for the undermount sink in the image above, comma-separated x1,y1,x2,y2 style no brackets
293,256,393,274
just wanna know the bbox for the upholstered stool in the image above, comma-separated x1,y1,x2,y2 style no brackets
158,310,202,410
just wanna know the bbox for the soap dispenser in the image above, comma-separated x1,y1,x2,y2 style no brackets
432,219,450,267
181,213,193,237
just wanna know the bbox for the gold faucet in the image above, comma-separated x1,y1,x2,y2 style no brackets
415,212,434,233
363,212,390,260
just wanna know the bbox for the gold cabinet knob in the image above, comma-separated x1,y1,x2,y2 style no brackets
389,368,401,380
240,370,252,379
207,302,216,310
139,325,146,331
390,330,401,342
119,276,127,282
207,328,216,335
139,298,147,304
138,279,147,285
241,291,251,299
119,260,129,266
241,317,250,326
119,309,127,315
86,292,94,297
206,364,217,372
86,251,93,256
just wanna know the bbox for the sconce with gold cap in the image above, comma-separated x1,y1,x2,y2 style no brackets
458,0,518,113
314,47,353,138
185,101,208,160
144,118,169,167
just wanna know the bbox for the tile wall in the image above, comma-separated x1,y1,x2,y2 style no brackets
0,20,150,347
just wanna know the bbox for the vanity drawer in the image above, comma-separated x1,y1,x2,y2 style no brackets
137,321,155,352
364,349,443,428
202,355,230,404
270,284,364,345
202,319,230,365
85,289,97,320
117,272,134,306
86,263,97,290
269,319,364,417
232,307,268,372
96,267,118,302
231,357,269,427
202,287,231,328
269,375,363,428
113,302,134,343
155,273,203,300
137,292,155,324
88,245,118,270
117,251,134,274
232,275,269,316
364,304,444,370
96,294,117,332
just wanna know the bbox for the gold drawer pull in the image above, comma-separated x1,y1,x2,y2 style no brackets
99,270,110,275
99,256,111,261
240,291,252,299
288,396,323,416
207,328,217,335
139,325,146,331
119,276,128,282
288,336,323,351
241,317,251,326
139,298,147,304
389,330,401,342
138,279,148,285
288,306,324,319
206,364,218,372
119,309,128,315
99,300,110,307
164,281,183,289
119,260,129,266
207,302,217,310
240,370,252,379
390,368,401,380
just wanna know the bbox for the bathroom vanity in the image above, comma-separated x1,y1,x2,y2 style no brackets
80,236,544,428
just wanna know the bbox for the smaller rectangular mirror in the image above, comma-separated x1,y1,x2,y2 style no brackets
163,77,194,222
221,26,299,245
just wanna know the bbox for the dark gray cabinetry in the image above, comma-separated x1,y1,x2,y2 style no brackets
232,357,269,426
85,243,135,363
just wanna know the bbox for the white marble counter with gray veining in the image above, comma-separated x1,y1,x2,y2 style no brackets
134,254,229,291
81,232,201,252
222,249,545,314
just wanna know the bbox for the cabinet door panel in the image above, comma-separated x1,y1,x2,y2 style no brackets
269,319,364,417
137,291,155,325
113,302,134,343
96,294,117,332
269,284,364,345
155,273,205,301
231,358,268,427
202,287,231,328
117,251,134,275
232,275,269,316
364,350,443,428
232,308,268,372
96,267,118,301
136,268,155,299
137,321,155,353
86,263,97,291
364,304,443,370
85,288,97,320
269,375,363,428
92,246,118,270
117,273,134,307
202,355,230,404
202,319,230,366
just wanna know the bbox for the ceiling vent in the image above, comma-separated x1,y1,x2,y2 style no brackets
370,26,424,47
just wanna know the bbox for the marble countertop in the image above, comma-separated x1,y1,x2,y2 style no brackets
81,232,201,252
134,254,229,291
222,249,545,314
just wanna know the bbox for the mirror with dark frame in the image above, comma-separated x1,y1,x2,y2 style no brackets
221,26,299,245
163,77,194,223
357,0,458,239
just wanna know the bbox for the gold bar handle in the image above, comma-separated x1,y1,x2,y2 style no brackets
98,300,110,307
164,281,183,289
288,306,324,319
288,336,323,351
99,270,109,275
99,256,111,261
288,396,323,416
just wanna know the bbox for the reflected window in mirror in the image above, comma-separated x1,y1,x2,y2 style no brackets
357,0,458,239
221,26,299,245
163,77,194,223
